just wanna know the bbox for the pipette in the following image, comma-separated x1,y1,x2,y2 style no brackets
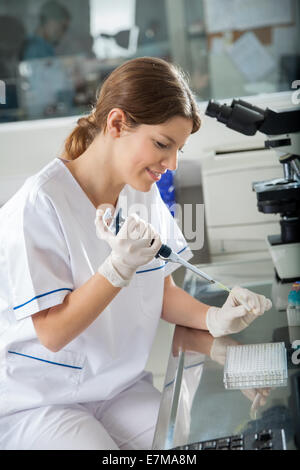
157,243,230,291
155,243,251,311
103,208,251,311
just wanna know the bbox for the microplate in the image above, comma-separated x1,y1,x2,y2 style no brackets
224,342,287,390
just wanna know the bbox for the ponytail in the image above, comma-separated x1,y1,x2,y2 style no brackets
63,113,98,160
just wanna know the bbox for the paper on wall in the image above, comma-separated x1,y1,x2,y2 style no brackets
204,0,293,34
227,32,276,82
234,0,293,31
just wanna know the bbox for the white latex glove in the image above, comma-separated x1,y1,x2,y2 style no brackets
95,209,162,287
206,286,272,337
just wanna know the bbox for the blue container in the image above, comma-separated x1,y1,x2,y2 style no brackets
287,281,300,328
288,281,300,306
156,170,176,217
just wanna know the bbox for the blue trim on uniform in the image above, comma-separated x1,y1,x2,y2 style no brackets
136,245,188,274
13,247,189,310
13,288,73,311
177,246,188,256
7,351,83,369
136,264,166,274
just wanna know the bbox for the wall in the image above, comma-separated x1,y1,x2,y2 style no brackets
0,115,76,205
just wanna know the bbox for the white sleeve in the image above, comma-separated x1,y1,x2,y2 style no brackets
153,185,194,277
6,191,74,321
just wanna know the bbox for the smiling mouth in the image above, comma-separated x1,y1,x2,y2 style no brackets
146,167,162,181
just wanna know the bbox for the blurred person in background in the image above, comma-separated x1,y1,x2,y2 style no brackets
21,0,70,60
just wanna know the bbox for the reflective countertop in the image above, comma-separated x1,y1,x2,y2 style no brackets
152,257,300,450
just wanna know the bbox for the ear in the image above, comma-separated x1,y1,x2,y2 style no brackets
106,108,127,138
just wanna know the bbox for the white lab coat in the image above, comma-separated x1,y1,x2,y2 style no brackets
0,158,193,417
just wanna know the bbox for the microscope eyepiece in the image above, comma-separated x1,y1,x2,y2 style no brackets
206,100,232,123
205,99,266,136
205,98,300,136
205,100,222,118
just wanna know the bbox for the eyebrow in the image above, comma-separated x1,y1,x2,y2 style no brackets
160,134,176,145
159,133,186,151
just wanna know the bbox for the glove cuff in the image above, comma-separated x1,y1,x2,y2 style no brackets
206,306,225,338
98,255,130,288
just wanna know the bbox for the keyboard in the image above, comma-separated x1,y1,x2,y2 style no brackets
172,428,286,450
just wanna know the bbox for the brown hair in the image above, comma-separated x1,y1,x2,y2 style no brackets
63,57,201,160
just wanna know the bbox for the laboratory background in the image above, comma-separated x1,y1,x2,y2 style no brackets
1,0,300,451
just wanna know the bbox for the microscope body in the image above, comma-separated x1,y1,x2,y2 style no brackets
205,99,300,282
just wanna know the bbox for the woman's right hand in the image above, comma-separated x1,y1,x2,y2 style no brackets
95,210,162,287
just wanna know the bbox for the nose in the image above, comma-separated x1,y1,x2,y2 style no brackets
162,151,178,172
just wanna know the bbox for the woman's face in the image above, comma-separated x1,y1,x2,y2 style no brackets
114,115,193,192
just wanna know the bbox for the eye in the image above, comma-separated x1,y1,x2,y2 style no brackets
155,141,168,150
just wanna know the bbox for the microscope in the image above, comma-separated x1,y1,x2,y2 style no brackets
205,98,300,289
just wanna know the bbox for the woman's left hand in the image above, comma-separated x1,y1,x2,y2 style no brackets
206,286,272,337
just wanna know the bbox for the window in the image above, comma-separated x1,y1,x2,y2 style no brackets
0,0,299,123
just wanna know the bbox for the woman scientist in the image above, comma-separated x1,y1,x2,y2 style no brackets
0,57,272,450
